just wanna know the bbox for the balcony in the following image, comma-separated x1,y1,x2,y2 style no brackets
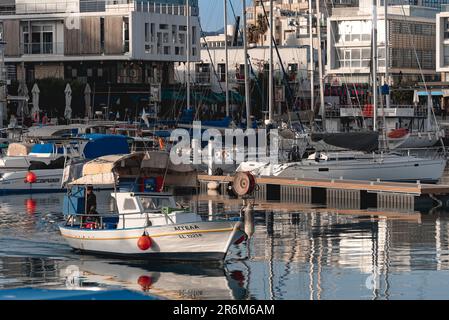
0,0,199,16
21,42,64,55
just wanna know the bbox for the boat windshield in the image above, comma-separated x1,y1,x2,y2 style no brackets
139,196,175,212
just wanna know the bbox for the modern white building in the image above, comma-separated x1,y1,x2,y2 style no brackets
0,0,200,85
436,8,449,81
327,1,439,88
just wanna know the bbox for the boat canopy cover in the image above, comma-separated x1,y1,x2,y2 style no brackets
68,153,145,186
24,126,78,138
311,132,379,152
82,134,130,159
6,143,33,156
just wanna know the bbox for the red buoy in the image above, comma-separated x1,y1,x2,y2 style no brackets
137,275,153,291
25,199,37,215
25,172,37,184
137,234,152,251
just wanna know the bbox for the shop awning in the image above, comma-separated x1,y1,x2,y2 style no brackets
417,91,444,96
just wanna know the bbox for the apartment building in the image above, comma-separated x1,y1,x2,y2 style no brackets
327,1,439,89
0,0,201,85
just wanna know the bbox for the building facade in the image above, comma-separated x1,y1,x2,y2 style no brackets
0,0,201,85
436,9,449,81
327,3,439,91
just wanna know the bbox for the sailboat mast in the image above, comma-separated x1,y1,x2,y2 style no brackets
384,0,390,109
309,0,314,114
186,0,191,110
316,0,325,128
224,0,230,117
268,0,274,123
372,0,378,131
243,0,251,129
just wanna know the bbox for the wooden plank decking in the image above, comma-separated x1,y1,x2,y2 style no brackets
198,174,449,196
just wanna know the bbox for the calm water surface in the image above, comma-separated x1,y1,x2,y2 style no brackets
2,183,449,299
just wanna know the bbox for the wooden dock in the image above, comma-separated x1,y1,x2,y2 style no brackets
198,174,449,212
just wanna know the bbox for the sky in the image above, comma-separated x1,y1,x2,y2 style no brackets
198,0,247,32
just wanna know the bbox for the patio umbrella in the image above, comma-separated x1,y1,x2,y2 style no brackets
31,83,40,122
17,82,29,118
84,83,92,119
64,83,72,120
413,90,419,106
141,108,150,128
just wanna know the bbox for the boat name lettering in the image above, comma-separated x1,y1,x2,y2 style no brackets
174,225,200,231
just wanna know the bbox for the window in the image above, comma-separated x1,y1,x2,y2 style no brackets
145,22,149,42
150,23,155,42
100,17,105,53
123,198,137,211
172,25,177,44
123,19,130,53
23,24,54,54
192,26,197,44
218,63,226,82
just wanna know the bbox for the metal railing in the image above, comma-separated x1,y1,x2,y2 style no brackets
20,42,64,55
325,105,430,118
65,209,165,231
0,0,199,16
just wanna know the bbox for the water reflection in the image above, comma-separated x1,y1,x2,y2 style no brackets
3,192,449,299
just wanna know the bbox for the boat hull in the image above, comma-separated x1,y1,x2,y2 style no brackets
239,156,447,183
0,169,64,195
59,220,245,261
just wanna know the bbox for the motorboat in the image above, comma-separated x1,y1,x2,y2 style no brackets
59,153,246,260
60,190,246,261
0,134,130,195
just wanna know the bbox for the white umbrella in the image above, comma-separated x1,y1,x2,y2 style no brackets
31,83,40,121
141,108,150,128
84,83,92,119
64,83,72,120
17,82,29,117
413,90,419,106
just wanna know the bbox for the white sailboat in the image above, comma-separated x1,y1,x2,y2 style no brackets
236,0,447,183
237,151,446,183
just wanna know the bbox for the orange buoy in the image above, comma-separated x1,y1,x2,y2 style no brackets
137,275,153,291
137,233,152,251
158,138,165,150
25,172,37,184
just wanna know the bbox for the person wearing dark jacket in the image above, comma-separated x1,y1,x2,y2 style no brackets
86,185,97,215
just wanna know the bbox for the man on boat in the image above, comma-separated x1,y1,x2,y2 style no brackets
86,185,97,214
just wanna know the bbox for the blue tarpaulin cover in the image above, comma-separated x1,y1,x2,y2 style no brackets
82,134,130,159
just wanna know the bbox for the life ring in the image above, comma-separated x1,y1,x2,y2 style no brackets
232,172,256,197
388,128,409,139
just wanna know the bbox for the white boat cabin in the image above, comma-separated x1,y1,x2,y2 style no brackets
112,193,202,229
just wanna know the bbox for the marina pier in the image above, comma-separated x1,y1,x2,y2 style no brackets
198,174,449,212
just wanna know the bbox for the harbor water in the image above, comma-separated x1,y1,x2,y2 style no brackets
2,181,449,300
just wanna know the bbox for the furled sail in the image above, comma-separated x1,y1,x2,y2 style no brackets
311,132,379,152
